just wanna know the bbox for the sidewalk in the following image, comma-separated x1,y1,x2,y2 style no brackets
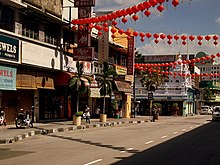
0,116,172,144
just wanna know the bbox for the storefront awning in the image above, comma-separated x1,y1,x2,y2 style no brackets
114,81,132,93
55,72,76,86
55,72,98,88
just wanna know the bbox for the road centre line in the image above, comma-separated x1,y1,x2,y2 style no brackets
181,129,186,131
145,140,154,144
84,159,102,165
161,136,167,139
173,132,178,134
127,148,133,150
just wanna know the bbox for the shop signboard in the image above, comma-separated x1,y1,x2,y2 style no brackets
0,34,19,62
73,47,94,61
98,28,109,63
115,65,127,75
74,0,95,7
127,36,134,75
0,66,16,90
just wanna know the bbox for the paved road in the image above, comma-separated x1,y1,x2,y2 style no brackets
0,115,217,165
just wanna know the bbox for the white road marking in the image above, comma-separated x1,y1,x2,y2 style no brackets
189,126,193,129
127,148,133,150
195,125,200,127
181,129,186,131
84,159,102,165
204,121,208,124
145,140,154,145
173,132,178,134
161,136,167,139
120,151,126,153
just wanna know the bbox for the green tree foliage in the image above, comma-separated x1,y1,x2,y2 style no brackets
69,61,91,112
203,87,212,103
95,61,117,114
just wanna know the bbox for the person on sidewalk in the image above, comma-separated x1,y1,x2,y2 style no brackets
152,106,157,122
84,105,91,124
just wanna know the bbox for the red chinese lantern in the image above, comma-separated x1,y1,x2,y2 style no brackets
125,28,132,36
214,41,218,45
157,4,164,12
111,28,117,34
189,35,195,41
197,35,203,41
143,1,152,9
205,35,211,41
133,31,138,37
126,7,133,16
172,0,179,8
144,10,151,17
139,32,145,38
112,20,117,26
72,25,77,30
181,35,187,41
121,17,128,24
118,29,124,35
167,34,172,40
153,33,159,39
216,53,220,57
132,15,139,21
140,37,145,42
98,31,102,36
167,40,172,45
103,27,109,32
211,54,216,58
160,33,166,40
127,36,131,40
182,41,186,45
213,35,219,41
154,39,159,44
149,0,158,7
146,32,152,38
111,34,115,39
79,25,84,30
174,34,179,41
137,3,145,11
198,41,202,45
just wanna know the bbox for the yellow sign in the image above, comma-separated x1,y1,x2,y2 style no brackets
115,65,127,75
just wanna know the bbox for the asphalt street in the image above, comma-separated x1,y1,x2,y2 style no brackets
0,115,217,165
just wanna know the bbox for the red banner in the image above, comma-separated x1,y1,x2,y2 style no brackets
127,36,135,75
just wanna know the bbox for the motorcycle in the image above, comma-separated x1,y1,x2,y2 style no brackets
0,109,6,126
15,108,33,128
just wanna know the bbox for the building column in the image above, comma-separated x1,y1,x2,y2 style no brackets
124,94,131,118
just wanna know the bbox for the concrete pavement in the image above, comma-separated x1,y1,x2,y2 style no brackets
0,116,180,144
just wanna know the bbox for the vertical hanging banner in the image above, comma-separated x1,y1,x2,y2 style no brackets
127,36,135,75
74,0,95,61
98,29,109,63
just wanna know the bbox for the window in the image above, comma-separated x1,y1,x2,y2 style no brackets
22,15,39,40
45,24,60,45
0,4,14,32
121,55,127,67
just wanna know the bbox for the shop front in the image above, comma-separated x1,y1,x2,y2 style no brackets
113,81,132,118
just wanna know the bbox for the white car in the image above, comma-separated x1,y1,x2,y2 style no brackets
200,106,212,115
212,106,220,121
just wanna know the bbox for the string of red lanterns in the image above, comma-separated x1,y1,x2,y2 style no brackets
71,0,180,26
134,53,220,72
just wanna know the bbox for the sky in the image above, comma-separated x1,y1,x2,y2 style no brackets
94,0,220,56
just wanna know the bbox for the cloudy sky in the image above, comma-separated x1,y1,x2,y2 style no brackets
94,0,220,55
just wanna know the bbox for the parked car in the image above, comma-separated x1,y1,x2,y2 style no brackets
200,106,212,115
212,106,220,121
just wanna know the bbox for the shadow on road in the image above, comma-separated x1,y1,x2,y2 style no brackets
112,121,220,165
47,134,139,154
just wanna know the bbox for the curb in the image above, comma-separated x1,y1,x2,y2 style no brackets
0,120,149,144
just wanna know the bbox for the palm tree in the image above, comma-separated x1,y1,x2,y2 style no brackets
203,87,212,104
140,71,163,91
95,61,117,114
69,61,90,113
140,70,164,120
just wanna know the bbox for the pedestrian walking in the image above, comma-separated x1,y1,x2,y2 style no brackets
95,106,100,118
84,105,91,124
152,106,157,122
